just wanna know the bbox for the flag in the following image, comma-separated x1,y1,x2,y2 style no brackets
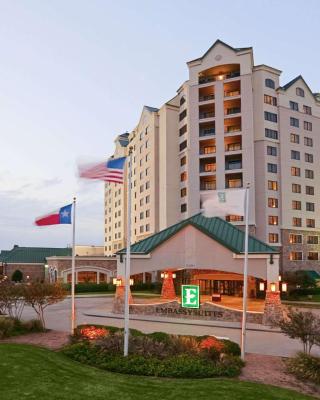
35,204,72,226
79,157,126,183
202,189,246,218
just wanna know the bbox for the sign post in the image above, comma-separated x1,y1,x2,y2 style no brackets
181,285,200,309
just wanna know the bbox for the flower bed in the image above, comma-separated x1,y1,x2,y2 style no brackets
62,324,243,378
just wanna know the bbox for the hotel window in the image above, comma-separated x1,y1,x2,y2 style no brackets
296,87,305,97
306,186,314,195
289,101,299,111
181,203,187,213
226,215,244,222
304,137,313,147
290,117,299,128
145,224,150,232
264,111,277,123
179,109,187,121
305,169,314,179
268,216,278,225
140,225,144,233
269,233,279,243
145,181,150,189
292,200,301,210
304,121,312,131
139,171,144,179
180,96,186,106
305,153,313,163
306,219,315,228
292,217,302,227
139,184,144,193
290,133,300,144
145,153,150,162
306,202,315,212
139,132,143,141
146,209,150,218
267,146,277,156
265,128,278,140
139,198,144,206
303,105,312,115
145,139,149,148
180,156,187,166
268,180,278,190
180,172,187,181
291,167,300,177
291,150,300,160
307,236,318,244
290,252,303,261
181,188,187,197
268,198,278,208
179,125,187,136
267,163,277,173
145,167,149,176
264,95,277,106
180,140,187,152
289,234,302,244
307,252,318,260
145,195,150,204
265,79,275,89
292,183,301,193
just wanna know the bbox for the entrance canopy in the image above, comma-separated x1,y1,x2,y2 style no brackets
117,215,279,283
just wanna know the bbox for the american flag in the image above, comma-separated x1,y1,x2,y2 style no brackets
79,157,126,184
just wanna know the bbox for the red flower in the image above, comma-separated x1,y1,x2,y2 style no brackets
80,326,109,340
200,336,224,352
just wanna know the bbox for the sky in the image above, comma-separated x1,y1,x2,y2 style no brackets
0,0,319,250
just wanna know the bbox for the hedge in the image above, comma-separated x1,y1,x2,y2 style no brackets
63,282,162,294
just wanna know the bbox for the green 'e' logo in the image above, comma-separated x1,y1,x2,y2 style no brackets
181,285,200,308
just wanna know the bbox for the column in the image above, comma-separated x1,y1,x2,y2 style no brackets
161,271,176,300
112,277,133,314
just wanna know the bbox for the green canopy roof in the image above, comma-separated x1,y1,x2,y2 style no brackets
0,246,72,264
118,214,278,255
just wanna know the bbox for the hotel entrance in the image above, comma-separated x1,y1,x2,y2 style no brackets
198,279,243,296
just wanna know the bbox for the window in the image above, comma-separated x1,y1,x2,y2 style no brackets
267,163,277,173
145,139,149,149
179,109,187,121
269,233,279,243
304,121,312,131
181,188,187,197
181,203,187,213
180,156,187,166
180,172,187,181
303,105,312,115
290,117,299,127
145,167,149,176
291,150,300,160
140,225,144,233
180,96,186,106
290,133,300,144
304,137,313,147
264,95,277,106
305,153,314,163
268,216,278,225
226,215,244,222
145,153,149,162
292,217,302,227
265,128,278,139
145,181,150,189
145,195,150,204
179,140,187,152
307,252,318,260
290,252,303,261
179,125,187,136
139,198,144,206
296,87,305,97
146,209,150,218
289,101,299,111
306,202,315,212
289,234,302,244
268,198,278,208
268,180,278,190
306,186,314,195
265,79,275,89
267,146,277,156
305,169,314,179
265,111,278,122
292,200,301,210
139,184,144,193
292,183,301,193
306,219,315,228
307,236,318,244
291,167,300,177
145,224,150,232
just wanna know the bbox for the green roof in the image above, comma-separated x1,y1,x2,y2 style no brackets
0,246,72,264
118,214,278,255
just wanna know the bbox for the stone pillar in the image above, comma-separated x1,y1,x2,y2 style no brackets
263,290,284,325
161,271,176,300
112,283,133,314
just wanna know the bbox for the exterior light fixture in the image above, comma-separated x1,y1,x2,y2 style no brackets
278,275,282,282
113,278,122,286
218,74,224,80
281,282,288,292
270,282,276,292
129,279,134,286
259,282,265,291
161,272,169,279
172,273,176,279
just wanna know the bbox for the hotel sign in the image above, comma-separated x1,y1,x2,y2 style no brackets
181,285,200,308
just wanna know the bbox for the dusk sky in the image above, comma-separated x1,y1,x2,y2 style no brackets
0,0,319,250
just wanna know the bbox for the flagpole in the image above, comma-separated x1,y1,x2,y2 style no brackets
71,197,76,335
241,184,250,361
124,147,132,356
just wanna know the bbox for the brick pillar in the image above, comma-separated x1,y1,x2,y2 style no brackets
263,290,284,325
112,284,133,314
161,271,176,300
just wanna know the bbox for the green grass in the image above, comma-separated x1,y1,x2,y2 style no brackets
0,344,315,400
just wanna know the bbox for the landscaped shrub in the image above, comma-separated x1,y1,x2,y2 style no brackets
0,317,44,339
147,331,171,344
63,283,115,293
131,282,162,293
221,339,241,356
287,352,320,384
0,317,15,339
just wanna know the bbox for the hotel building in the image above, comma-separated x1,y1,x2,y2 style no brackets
104,40,320,275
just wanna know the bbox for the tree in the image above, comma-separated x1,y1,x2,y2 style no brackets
11,269,23,282
277,308,320,354
283,271,316,290
0,280,25,319
23,283,66,330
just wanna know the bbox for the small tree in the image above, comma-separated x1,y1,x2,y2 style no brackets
0,281,25,319
23,283,66,330
283,271,316,290
11,270,23,283
277,308,320,354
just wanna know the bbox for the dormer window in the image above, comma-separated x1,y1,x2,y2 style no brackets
180,96,186,106
296,87,305,97
265,79,275,89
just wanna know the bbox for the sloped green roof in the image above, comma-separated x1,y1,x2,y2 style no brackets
0,246,72,264
118,214,278,255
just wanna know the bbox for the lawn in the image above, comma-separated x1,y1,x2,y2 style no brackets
0,344,316,400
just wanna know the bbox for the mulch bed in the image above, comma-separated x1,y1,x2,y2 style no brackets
0,330,70,350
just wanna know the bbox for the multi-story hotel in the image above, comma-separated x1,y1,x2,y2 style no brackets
104,39,320,275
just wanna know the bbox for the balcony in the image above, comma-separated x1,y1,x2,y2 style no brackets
199,111,215,120
198,71,240,85
224,90,240,97
200,181,216,191
226,161,242,170
200,127,215,137
199,75,215,85
199,94,215,102
226,173,243,188
225,107,241,115
225,125,241,133
225,142,241,152
200,158,216,173
200,146,216,155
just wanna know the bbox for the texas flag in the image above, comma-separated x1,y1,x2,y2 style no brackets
35,204,72,226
